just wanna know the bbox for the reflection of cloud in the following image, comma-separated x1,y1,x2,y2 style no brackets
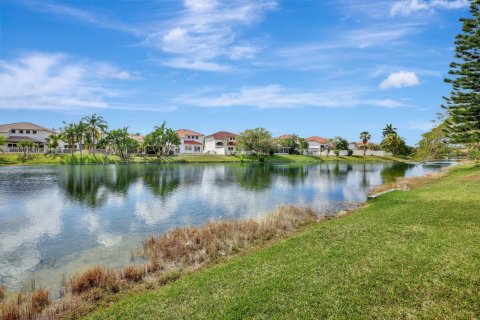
0,190,64,288
82,212,123,248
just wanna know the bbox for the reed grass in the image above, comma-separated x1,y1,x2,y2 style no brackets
0,289,50,320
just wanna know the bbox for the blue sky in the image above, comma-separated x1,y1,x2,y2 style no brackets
0,0,470,144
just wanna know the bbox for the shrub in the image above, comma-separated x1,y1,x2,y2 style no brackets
70,266,119,295
347,149,353,156
122,266,144,283
29,289,50,313
334,150,340,156
0,287,4,301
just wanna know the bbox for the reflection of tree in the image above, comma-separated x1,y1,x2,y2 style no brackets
230,164,274,191
60,166,111,207
273,164,310,185
380,163,412,183
142,165,181,198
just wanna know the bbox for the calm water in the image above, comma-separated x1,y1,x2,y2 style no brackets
0,162,451,292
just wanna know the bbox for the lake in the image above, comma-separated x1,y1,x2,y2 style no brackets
0,161,451,293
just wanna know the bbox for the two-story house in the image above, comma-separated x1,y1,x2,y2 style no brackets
0,122,55,152
204,131,237,155
306,136,330,155
176,129,205,154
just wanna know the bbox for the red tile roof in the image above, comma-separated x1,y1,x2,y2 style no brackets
184,140,203,145
307,136,328,144
205,131,237,139
176,129,204,138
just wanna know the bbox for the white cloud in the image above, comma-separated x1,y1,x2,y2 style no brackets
144,0,276,71
0,52,143,110
379,71,420,89
174,85,404,109
390,0,469,16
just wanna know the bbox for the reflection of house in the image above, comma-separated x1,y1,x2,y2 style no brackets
204,131,237,155
0,122,54,151
176,129,205,154
306,136,329,155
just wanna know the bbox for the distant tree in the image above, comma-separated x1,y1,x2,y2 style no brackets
332,136,349,151
279,134,306,154
381,133,405,156
62,123,77,155
414,115,452,161
0,135,6,153
73,121,88,158
105,127,138,160
325,138,334,156
443,1,480,152
359,131,371,156
237,128,274,155
83,114,108,155
382,124,397,137
298,137,309,153
18,140,35,157
144,122,180,157
45,132,63,153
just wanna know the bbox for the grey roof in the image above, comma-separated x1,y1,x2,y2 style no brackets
5,136,45,143
0,122,54,133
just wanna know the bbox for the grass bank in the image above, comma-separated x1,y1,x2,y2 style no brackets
0,153,405,166
86,164,480,319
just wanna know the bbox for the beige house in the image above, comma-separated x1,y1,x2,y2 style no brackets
0,122,55,152
204,131,237,155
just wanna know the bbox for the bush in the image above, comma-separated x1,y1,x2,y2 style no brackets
70,266,119,295
29,289,50,313
122,266,144,283
347,149,353,156
334,150,340,156
468,148,480,161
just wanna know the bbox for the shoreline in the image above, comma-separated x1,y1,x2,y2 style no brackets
0,164,461,319
0,153,408,166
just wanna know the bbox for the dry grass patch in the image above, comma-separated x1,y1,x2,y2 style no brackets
369,172,447,196
139,205,318,268
70,266,119,296
121,266,145,283
0,289,50,320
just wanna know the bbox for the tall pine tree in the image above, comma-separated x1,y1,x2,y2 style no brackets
443,0,480,145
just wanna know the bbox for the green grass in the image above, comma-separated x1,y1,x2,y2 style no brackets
86,164,480,319
0,153,405,166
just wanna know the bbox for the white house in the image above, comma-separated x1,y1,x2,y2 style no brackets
175,129,205,154
204,131,237,155
306,136,330,155
0,122,55,152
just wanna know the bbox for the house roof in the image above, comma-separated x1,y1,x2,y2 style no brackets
130,134,144,143
205,131,237,139
176,129,204,138
184,140,203,145
307,136,328,144
0,122,54,133
5,136,45,143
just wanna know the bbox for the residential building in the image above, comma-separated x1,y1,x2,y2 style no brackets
306,136,330,155
204,131,237,155
176,129,205,154
274,134,293,154
0,122,55,152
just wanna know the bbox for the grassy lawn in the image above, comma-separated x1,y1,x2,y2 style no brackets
86,164,480,319
0,153,405,166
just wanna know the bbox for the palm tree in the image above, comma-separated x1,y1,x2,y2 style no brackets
73,121,88,158
45,132,63,153
62,123,77,156
0,135,6,153
83,114,108,155
381,133,402,156
18,140,35,157
359,131,371,156
382,124,397,137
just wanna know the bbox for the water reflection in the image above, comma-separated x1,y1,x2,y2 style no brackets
0,161,450,291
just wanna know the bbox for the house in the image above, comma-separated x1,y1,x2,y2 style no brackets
0,122,55,152
306,136,330,155
274,134,293,154
176,129,205,154
204,131,237,155
348,142,380,151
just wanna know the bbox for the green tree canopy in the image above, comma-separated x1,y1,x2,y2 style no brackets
443,1,480,147
237,128,274,154
332,136,349,150
359,131,371,155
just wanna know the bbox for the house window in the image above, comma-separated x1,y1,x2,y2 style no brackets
194,146,201,152
26,130,30,134
19,130,24,134
32,130,37,134
228,147,234,151
10,129,15,133
186,146,192,151
216,142,224,146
